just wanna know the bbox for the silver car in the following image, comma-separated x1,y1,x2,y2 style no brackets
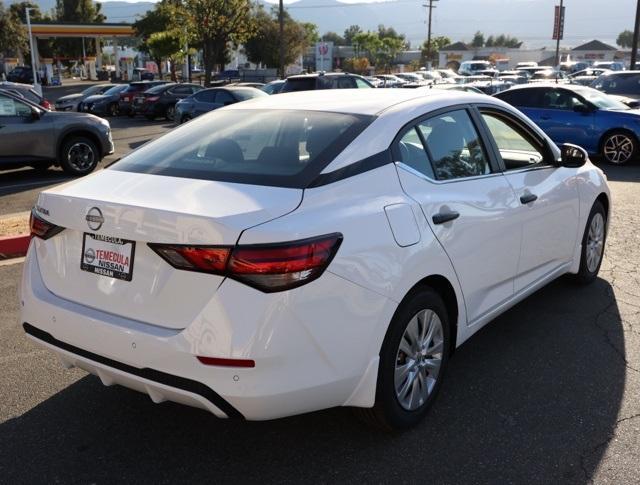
0,89,114,175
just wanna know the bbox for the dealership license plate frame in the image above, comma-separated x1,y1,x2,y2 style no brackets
81,233,136,282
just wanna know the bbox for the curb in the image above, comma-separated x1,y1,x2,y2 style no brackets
0,234,30,260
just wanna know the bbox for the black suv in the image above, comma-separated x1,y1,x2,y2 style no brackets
281,73,374,93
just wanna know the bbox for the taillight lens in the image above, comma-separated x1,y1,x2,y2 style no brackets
41,99,52,110
146,96,160,102
149,233,342,292
29,210,64,240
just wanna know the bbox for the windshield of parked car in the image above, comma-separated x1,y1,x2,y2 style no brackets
575,87,630,110
82,85,106,96
110,109,374,188
103,85,128,96
146,84,172,94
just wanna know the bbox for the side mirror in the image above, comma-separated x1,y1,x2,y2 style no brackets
31,108,41,120
559,143,588,168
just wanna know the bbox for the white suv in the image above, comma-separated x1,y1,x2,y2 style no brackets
22,89,610,429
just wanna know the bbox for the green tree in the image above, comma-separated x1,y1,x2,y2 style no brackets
321,31,345,46
343,25,362,45
302,22,319,44
244,7,311,70
177,0,256,86
617,30,635,48
377,24,405,41
471,31,484,48
147,30,185,81
7,2,55,60
421,35,451,65
133,0,175,75
54,0,106,58
0,1,27,58
352,31,382,65
485,35,495,47
377,36,405,72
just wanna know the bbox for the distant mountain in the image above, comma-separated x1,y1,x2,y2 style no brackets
24,0,635,49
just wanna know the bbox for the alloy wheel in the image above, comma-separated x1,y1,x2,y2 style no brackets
586,212,605,273
603,134,634,164
394,309,444,411
66,142,96,172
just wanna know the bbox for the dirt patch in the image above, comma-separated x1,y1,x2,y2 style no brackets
0,212,30,238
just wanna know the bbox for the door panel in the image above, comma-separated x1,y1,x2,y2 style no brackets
394,109,521,324
0,95,54,161
503,168,580,292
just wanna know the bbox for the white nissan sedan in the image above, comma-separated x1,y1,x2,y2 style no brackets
22,89,610,430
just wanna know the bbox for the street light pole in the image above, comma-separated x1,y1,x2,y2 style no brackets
631,0,640,69
25,7,40,95
278,0,285,78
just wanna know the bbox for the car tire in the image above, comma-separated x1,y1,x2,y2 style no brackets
355,287,450,431
571,200,607,284
165,105,176,121
600,130,637,165
181,114,192,124
59,136,100,176
108,103,119,117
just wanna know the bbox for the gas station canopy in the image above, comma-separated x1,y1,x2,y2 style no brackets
26,22,135,39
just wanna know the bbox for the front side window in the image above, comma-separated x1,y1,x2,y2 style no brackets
111,109,373,188
355,78,372,88
215,90,234,104
417,110,491,181
194,89,217,103
0,95,32,117
481,112,546,170
540,89,589,111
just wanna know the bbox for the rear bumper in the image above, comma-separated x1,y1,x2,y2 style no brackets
20,244,394,420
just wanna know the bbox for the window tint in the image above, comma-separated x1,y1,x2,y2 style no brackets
194,89,217,103
0,95,31,117
215,90,235,105
481,112,545,170
397,128,434,178
281,78,317,92
496,88,543,108
111,110,373,188
417,110,491,181
540,89,588,110
336,77,356,89
171,85,193,95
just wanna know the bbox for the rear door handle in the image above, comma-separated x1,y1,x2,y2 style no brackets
432,211,460,225
520,193,538,204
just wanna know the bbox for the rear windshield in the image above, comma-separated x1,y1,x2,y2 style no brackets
592,73,640,95
110,109,374,188
281,78,318,93
145,84,172,94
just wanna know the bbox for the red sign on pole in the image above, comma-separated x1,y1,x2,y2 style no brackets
553,5,566,40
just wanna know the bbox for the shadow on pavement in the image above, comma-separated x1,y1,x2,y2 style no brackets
0,278,625,484
0,168,71,198
595,160,640,183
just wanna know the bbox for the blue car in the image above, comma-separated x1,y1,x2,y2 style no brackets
494,84,640,164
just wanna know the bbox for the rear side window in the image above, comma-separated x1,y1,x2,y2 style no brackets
281,78,317,92
194,89,217,102
111,109,374,188
417,110,491,181
215,90,234,104
496,88,543,108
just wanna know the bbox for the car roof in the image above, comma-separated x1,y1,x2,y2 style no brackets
287,72,360,79
224,88,487,116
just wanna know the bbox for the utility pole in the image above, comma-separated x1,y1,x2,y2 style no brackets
631,0,640,69
279,0,285,78
423,0,438,69
25,7,40,95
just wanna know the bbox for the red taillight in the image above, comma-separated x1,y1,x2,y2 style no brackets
149,233,342,292
122,95,130,102
146,96,160,102
41,99,52,110
29,210,64,240
196,356,255,368
148,245,230,274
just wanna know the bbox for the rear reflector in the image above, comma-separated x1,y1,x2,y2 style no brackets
29,210,64,240
197,356,255,368
149,233,342,292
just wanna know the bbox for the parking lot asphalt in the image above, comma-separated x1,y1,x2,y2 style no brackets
0,162,639,484
0,83,174,216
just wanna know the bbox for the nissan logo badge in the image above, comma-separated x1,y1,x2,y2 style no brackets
86,207,104,231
